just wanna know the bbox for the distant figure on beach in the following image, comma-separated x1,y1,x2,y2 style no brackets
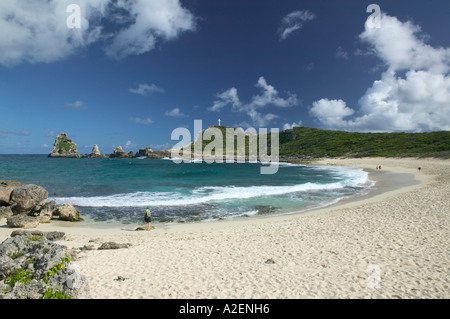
144,206,152,230
418,166,422,172
378,165,382,170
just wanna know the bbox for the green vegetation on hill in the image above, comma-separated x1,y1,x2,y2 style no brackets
279,127,450,158
189,126,450,159
191,126,261,155
56,140,75,152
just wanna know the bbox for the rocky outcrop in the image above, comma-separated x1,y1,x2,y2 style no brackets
29,200,56,222
98,242,132,250
110,146,133,158
9,184,48,214
0,180,26,205
146,150,171,159
87,144,108,158
6,214,41,229
135,147,153,158
1,180,83,229
91,144,100,156
0,206,13,221
10,230,65,241
44,132,174,159
48,133,80,158
53,203,83,222
0,235,90,299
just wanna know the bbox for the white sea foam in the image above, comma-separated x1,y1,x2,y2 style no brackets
51,165,370,208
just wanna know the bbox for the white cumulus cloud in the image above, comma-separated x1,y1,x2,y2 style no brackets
105,0,196,60
208,77,298,127
0,0,196,67
310,13,450,132
309,99,354,129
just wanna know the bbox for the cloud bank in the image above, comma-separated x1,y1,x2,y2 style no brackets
310,13,450,132
0,0,196,66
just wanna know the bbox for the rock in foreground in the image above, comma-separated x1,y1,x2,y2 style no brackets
0,235,90,299
1,180,84,229
0,180,26,205
6,214,41,229
98,242,132,250
9,184,48,214
53,203,83,222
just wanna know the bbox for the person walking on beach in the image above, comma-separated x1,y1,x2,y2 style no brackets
418,166,422,172
144,206,152,230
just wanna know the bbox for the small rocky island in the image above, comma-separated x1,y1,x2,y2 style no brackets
48,132,170,159
48,133,80,158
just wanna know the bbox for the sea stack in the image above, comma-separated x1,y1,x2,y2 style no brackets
89,144,105,158
110,146,132,158
92,144,100,156
48,133,80,158
135,147,153,158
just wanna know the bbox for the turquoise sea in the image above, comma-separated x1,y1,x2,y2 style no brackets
0,155,372,224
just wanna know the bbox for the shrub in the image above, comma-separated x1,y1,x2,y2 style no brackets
7,250,25,259
4,268,32,288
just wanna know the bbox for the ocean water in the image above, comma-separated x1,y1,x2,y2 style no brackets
0,155,372,224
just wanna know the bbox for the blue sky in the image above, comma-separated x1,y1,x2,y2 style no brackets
1,0,450,154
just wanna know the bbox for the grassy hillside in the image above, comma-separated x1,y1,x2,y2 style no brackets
191,126,259,155
279,127,450,158
187,126,450,159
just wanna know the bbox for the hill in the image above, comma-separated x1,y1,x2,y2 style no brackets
188,126,450,159
279,127,450,159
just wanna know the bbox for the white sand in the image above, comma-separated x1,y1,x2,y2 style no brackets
1,157,449,299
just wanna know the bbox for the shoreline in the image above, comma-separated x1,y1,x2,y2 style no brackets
1,157,449,298
0,157,420,233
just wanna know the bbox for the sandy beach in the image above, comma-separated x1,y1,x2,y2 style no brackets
1,157,449,299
